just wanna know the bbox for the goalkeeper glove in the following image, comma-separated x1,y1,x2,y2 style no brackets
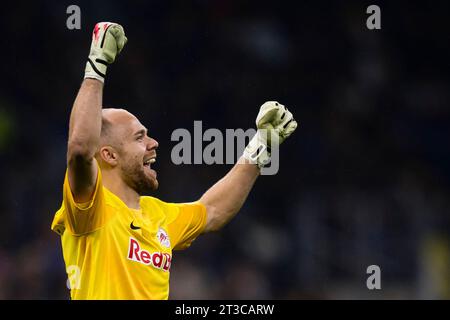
243,101,298,168
84,22,127,82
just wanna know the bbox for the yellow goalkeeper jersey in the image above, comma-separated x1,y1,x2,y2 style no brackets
51,164,207,300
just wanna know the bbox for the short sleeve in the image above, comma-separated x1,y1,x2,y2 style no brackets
165,201,207,251
61,161,107,235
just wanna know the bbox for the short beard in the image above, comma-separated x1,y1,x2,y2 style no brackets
121,161,157,195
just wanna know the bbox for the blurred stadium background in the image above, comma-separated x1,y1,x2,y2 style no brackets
0,0,449,299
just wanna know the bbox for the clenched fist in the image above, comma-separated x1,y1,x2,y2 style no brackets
84,22,127,82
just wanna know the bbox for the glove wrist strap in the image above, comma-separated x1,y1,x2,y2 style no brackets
243,131,271,168
84,58,108,83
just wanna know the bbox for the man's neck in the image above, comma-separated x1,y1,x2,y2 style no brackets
102,171,141,209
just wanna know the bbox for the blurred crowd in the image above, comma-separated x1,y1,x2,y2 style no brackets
0,1,448,299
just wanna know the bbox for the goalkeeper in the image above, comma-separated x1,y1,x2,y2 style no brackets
51,22,297,300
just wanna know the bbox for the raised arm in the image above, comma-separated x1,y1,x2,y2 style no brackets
200,101,298,233
67,22,127,202
199,158,259,232
67,79,103,202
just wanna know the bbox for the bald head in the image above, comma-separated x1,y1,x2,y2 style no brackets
102,108,136,124
100,108,139,149
95,108,159,194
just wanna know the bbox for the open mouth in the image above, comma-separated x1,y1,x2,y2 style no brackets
143,157,156,169
143,155,157,180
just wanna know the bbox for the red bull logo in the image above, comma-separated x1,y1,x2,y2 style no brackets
157,228,171,248
127,237,172,272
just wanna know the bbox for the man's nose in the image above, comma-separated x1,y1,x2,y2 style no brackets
147,137,159,150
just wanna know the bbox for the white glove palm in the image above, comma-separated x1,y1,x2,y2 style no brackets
243,101,298,168
84,22,127,82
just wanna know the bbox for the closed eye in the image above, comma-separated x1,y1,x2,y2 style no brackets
134,128,147,142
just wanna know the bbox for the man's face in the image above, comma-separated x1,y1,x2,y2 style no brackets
119,117,159,195
102,109,159,195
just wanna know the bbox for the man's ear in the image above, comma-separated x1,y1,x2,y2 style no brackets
99,146,118,166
